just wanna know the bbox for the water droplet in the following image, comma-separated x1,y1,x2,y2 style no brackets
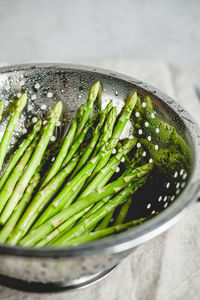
115,91,118,96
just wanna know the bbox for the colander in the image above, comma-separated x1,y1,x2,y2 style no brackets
0,63,199,293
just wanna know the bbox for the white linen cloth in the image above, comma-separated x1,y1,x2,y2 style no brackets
0,60,199,300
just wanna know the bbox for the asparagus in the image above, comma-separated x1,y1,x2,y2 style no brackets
114,196,132,225
0,93,27,172
18,164,152,247
70,107,110,178
7,155,80,245
74,81,101,140
0,120,42,191
0,173,40,243
0,100,4,123
61,114,97,169
92,106,117,157
94,209,114,231
49,180,146,247
0,137,38,215
0,101,62,224
33,138,136,229
53,217,148,247
40,114,77,188
88,91,137,182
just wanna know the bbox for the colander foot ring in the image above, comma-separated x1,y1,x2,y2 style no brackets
0,265,117,293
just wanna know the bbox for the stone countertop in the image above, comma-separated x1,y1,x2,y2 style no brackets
0,61,200,300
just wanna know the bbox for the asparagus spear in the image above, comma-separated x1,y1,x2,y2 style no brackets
74,81,101,140
92,106,117,157
7,155,80,245
0,101,62,224
114,196,132,225
0,100,4,123
0,93,27,172
0,120,42,191
40,114,77,189
88,91,137,182
33,138,136,229
49,180,146,247
61,113,98,169
94,209,114,231
0,173,40,243
0,137,39,215
52,217,148,247
18,164,152,247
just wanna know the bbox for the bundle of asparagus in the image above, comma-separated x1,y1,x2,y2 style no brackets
0,81,189,248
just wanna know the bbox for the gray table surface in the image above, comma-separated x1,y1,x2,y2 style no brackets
0,60,199,300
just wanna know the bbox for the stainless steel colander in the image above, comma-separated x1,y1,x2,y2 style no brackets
0,63,199,293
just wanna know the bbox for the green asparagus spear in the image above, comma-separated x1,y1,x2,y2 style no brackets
18,164,152,247
33,138,136,229
49,180,146,247
94,209,114,231
114,196,132,225
0,137,39,215
0,120,42,191
0,173,40,243
92,106,117,157
0,101,62,224
61,113,97,169
40,115,77,189
74,81,101,140
53,217,148,247
0,93,27,172
7,155,80,245
88,91,137,182
0,100,4,123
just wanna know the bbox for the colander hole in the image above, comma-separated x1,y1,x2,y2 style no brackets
121,157,125,163
32,117,38,123
151,113,155,118
135,112,140,117
151,210,155,214
145,121,149,127
22,128,27,134
137,142,141,148
41,104,47,110
158,196,162,202
154,145,159,150
20,80,25,86
147,203,151,209
17,92,22,98
35,83,40,89
171,195,175,201
155,128,160,133
138,129,143,135
112,148,116,154
176,189,181,195
147,135,152,141
164,203,168,208
176,182,180,189
31,95,37,100
50,136,56,142
174,171,178,178
115,167,120,173
142,102,146,108
149,158,153,163
163,196,168,202
182,173,187,180
47,92,53,98
28,105,33,111
115,91,118,96
180,169,184,176
51,157,55,162
166,182,170,188
142,151,147,157
181,182,186,188
43,120,47,125
78,95,82,99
